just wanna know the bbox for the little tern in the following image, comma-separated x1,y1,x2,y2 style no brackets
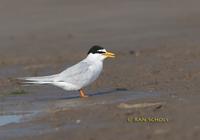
19,45,115,98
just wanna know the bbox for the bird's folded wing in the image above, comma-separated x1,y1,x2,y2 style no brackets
56,61,91,82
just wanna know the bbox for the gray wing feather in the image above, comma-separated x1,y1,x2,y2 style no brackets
56,61,91,85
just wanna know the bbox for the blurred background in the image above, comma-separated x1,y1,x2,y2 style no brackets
1,1,200,139
1,0,200,89
0,0,200,62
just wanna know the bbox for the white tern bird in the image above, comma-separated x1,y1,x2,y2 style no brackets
19,45,115,98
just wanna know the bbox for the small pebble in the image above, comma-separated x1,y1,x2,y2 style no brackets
135,51,141,57
76,120,81,124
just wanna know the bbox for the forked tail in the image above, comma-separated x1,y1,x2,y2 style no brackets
18,74,58,84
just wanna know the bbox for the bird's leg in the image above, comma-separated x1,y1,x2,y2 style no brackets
79,89,88,98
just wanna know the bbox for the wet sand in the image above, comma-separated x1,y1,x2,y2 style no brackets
1,0,200,139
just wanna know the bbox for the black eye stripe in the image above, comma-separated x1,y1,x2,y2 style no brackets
97,51,105,54
87,45,105,54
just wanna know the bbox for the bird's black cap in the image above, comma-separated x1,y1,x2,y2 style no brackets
87,45,105,54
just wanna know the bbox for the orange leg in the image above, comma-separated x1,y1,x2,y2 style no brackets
79,89,88,98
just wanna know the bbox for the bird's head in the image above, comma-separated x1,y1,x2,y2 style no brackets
87,45,115,61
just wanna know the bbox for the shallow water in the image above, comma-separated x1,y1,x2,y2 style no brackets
0,89,159,138
0,88,159,114
0,89,158,123
0,115,22,126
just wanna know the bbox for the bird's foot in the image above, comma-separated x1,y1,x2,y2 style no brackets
79,89,89,98
80,94,89,98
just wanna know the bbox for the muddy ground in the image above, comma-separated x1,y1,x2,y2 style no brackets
0,0,200,140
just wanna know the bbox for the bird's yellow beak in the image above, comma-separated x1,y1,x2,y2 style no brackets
103,51,116,58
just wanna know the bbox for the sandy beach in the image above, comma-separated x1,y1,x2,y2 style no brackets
0,0,200,139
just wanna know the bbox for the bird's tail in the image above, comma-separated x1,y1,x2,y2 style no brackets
18,74,58,85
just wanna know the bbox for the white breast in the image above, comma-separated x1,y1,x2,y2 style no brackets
87,61,103,86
